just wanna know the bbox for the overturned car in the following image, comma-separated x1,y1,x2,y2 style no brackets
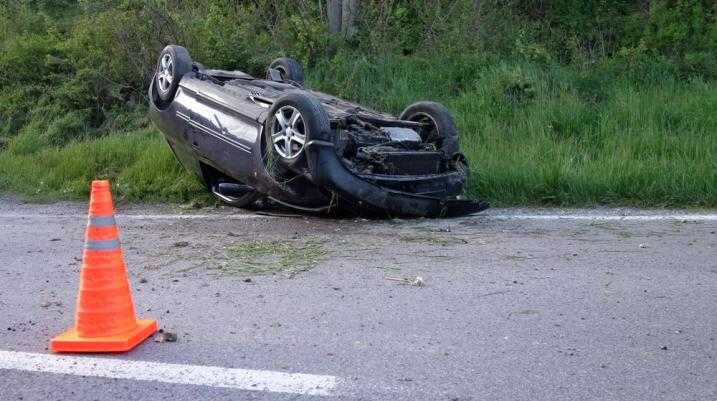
149,45,488,217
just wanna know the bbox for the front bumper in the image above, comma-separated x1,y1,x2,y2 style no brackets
305,140,488,217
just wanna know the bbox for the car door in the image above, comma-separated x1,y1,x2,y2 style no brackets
177,78,263,180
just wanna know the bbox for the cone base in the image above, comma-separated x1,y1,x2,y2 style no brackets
50,319,157,353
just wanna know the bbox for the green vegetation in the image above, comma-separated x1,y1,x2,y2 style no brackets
399,233,468,246
221,240,328,276
1,1,715,207
0,129,205,201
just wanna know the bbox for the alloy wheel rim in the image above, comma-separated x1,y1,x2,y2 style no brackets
157,53,174,93
271,105,306,159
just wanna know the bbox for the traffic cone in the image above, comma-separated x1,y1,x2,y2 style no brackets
50,180,157,353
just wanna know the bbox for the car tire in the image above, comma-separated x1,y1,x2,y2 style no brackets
264,91,329,174
399,101,460,157
267,57,304,85
154,45,193,103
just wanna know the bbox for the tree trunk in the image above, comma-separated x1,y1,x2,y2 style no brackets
327,0,343,35
327,0,359,38
640,0,652,18
341,0,360,39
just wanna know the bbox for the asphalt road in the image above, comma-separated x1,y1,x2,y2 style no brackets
0,199,715,401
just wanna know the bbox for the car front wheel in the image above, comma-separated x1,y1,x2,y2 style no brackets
264,91,330,175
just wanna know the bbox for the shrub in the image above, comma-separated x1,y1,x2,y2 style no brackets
0,0,715,206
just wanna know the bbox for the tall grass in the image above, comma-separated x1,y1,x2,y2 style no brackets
309,55,716,207
0,129,206,202
0,55,715,207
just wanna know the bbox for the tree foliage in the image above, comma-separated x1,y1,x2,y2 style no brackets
0,0,714,149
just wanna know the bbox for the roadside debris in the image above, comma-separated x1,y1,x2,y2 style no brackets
154,329,178,343
385,276,425,287
220,239,327,277
399,234,468,246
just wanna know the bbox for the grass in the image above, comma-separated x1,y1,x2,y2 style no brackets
310,55,717,207
219,239,328,276
0,129,207,202
0,55,715,207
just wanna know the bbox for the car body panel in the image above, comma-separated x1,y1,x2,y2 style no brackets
149,67,488,217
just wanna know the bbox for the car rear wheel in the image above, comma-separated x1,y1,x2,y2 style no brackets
266,58,304,85
264,92,329,174
154,45,193,102
399,101,460,157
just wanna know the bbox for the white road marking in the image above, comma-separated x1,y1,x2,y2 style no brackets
118,213,272,220
0,212,715,221
0,350,337,396
0,213,270,220
484,214,717,221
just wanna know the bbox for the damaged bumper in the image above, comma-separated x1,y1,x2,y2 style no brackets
305,140,489,217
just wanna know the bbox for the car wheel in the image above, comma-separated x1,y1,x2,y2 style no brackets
154,45,193,103
264,91,329,174
266,58,304,85
399,101,460,157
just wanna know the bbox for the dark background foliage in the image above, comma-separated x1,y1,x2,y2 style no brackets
1,0,714,147
0,0,715,205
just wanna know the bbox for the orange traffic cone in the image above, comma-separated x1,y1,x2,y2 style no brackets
50,180,157,353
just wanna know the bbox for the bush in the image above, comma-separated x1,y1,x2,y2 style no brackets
643,0,717,77
0,0,715,206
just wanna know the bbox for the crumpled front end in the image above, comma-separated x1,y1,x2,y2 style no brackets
304,114,489,217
